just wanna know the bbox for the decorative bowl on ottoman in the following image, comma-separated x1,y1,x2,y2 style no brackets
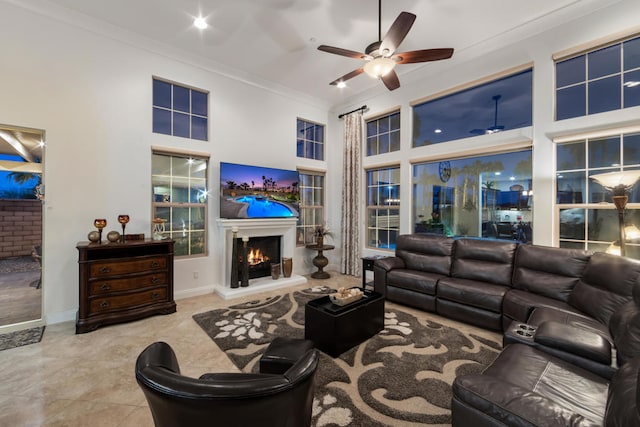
330,287,364,306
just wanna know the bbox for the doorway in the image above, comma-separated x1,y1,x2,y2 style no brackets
0,124,44,331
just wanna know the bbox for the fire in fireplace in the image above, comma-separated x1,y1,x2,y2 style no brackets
237,235,281,279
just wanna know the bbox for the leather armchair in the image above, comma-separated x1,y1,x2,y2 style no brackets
135,341,319,427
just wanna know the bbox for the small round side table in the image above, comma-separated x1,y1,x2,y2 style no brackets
305,244,335,279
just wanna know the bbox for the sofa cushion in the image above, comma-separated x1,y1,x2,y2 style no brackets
451,238,517,286
437,277,508,313
502,289,577,324
534,321,612,365
569,252,640,326
386,269,441,295
452,344,609,426
512,244,591,302
395,233,454,275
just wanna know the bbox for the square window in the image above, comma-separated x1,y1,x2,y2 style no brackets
588,136,620,169
557,84,586,120
153,80,172,108
588,75,621,115
173,112,190,138
153,107,171,135
557,56,586,88
192,90,208,116
588,44,621,79
557,141,585,170
624,70,640,108
191,116,207,141
624,133,640,166
624,37,640,70
173,86,190,113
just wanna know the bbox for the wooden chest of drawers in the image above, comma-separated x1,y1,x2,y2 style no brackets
76,239,176,334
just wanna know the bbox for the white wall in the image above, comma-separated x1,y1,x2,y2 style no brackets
328,0,640,259
0,2,329,323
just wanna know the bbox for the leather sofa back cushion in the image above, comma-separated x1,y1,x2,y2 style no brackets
512,244,591,302
396,233,454,276
569,252,640,326
451,239,517,286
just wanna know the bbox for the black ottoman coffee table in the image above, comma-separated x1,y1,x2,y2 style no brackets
304,289,384,357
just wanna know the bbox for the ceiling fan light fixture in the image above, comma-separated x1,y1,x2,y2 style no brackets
363,57,396,79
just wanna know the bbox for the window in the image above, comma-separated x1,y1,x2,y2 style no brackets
412,69,533,147
367,167,400,249
555,35,640,120
152,78,208,141
556,132,640,258
297,119,324,160
297,171,325,245
413,150,532,242
366,111,400,156
151,151,208,257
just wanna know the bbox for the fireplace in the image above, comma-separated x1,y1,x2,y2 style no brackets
237,235,281,279
216,218,307,299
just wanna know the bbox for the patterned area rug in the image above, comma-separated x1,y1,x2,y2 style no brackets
193,287,501,426
0,326,45,351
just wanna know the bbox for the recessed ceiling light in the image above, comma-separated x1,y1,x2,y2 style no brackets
194,17,208,30
336,81,346,89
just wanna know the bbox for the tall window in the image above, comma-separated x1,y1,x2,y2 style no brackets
152,77,208,141
297,171,325,245
297,119,324,160
556,132,640,258
366,111,400,156
413,150,532,242
366,167,400,249
555,35,640,120
412,69,532,146
151,151,208,257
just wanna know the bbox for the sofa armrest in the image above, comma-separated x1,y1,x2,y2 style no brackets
373,257,405,296
533,321,612,365
374,256,405,272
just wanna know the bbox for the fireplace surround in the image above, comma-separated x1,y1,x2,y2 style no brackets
216,218,307,299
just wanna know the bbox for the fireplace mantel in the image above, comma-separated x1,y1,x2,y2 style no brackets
215,218,306,299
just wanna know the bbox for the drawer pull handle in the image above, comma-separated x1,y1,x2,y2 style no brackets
101,283,111,291
151,292,160,299
100,301,110,309
100,267,111,274
151,276,159,284
150,261,160,268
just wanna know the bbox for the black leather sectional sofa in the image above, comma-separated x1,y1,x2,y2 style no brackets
373,233,640,426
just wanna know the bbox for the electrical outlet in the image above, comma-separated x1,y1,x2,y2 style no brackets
193,271,199,279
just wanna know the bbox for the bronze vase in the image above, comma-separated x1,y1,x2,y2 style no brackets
270,263,280,280
316,235,324,247
282,257,293,278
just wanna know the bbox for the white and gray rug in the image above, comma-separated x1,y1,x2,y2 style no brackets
193,286,501,426
0,326,45,351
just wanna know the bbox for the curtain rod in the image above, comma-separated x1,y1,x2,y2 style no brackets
338,105,368,119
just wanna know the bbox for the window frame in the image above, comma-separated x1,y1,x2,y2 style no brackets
554,34,640,121
152,77,209,141
366,166,401,250
151,149,209,258
296,118,325,161
555,130,640,258
366,110,400,156
296,169,325,246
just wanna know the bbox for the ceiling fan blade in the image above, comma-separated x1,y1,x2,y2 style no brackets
318,45,368,60
329,68,364,85
379,12,416,56
381,69,400,91
393,48,454,64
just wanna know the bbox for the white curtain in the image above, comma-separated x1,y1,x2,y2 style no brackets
340,112,363,276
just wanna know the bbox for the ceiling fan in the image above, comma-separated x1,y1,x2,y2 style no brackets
317,0,454,91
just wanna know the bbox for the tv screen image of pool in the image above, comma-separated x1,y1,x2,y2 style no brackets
220,162,300,219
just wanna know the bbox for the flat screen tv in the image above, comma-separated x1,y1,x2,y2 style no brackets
220,162,299,219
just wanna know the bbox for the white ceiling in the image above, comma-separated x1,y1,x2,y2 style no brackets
24,0,621,106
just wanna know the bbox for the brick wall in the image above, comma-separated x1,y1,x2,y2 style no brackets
0,199,42,258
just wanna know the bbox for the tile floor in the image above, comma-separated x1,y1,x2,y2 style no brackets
0,274,361,426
